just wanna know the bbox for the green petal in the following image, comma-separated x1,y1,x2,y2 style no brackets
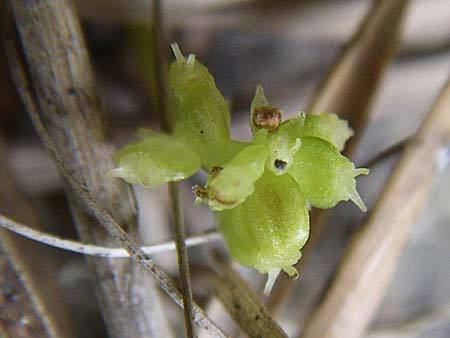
109,131,201,188
168,44,233,170
288,137,368,211
264,133,301,176
279,112,353,151
253,128,301,176
195,144,269,211
218,171,310,276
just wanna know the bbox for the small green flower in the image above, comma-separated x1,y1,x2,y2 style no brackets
109,44,368,291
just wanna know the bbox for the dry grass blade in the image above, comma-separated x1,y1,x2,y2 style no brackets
308,0,410,144
211,256,289,338
366,302,450,338
0,151,68,338
361,138,408,169
0,134,74,338
0,249,49,338
300,78,450,338
267,0,410,313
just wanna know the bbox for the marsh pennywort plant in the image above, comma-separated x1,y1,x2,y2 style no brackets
109,44,368,292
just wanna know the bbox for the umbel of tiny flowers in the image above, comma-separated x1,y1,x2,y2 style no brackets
108,43,369,293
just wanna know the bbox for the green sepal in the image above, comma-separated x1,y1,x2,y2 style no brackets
250,85,269,133
288,137,368,210
250,85,269,113
218,171,310,276
108,131,201,188
279,112,353,151
195,144,269,211
168,44,232,170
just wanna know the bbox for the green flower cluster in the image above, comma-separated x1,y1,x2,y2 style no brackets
109,44,368,292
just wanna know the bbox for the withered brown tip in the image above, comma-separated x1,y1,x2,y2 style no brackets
253,105,283,132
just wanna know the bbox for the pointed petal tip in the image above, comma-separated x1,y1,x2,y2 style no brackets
170,42,185,62
351,190,367,212
264,268,281,295
355,168,370,176
186,54,196,66
283,261,299,279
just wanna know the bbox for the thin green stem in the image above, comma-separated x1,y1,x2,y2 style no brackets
169,183,196,337
151,1,197,336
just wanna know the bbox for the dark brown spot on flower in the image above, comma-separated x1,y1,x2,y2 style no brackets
274,159,287,171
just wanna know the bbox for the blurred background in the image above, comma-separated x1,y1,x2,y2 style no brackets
1,0,449,337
